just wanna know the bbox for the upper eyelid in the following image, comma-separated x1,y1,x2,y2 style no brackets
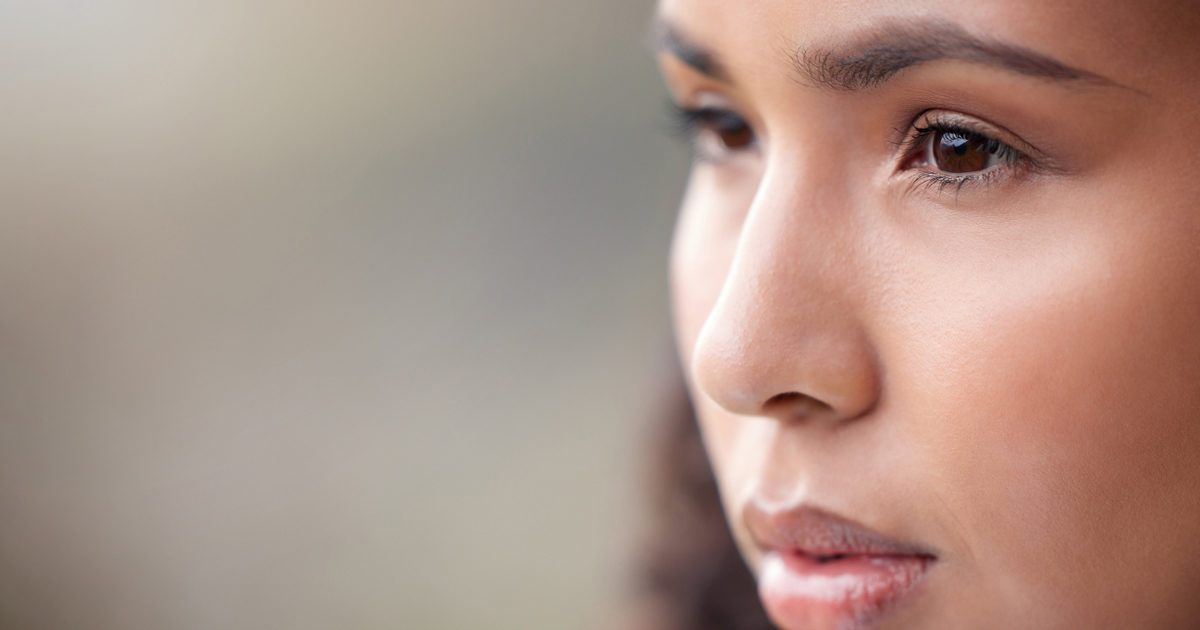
670,84,770,126
675,88,749,116
669,95,757,131
901,110,1046,163
668,102,761,163
669,103,748,136
897,121,1020,164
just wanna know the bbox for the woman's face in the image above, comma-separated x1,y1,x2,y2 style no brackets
658,0,1200,628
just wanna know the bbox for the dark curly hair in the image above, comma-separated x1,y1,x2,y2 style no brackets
622,376,776,630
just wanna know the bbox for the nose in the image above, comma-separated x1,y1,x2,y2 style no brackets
688,162,880,425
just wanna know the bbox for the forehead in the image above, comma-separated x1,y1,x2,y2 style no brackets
656,0,1199,96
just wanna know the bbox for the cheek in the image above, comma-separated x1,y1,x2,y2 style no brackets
896,202,1200,621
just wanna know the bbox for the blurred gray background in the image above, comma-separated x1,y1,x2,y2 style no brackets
0,2,689,628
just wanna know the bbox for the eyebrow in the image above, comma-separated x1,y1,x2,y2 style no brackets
653,17,1124,91
652,18,732,81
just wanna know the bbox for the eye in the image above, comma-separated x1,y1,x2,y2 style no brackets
925,128,1016,174
903,115,1024,177
671,103,758,161
897,112,1036,194
699,108,755,150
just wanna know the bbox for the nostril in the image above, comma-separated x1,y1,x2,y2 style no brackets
762,391,832,421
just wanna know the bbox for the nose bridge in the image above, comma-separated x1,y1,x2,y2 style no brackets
690,158,879,424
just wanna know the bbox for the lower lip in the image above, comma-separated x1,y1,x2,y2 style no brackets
758,549,932,630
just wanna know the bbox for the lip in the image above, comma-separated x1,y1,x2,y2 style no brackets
744,502,937,630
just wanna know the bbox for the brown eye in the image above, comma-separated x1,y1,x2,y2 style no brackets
704,110,755,150
672,104,758,161
927,129,1011,174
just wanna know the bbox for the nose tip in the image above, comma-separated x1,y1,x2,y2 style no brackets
692,345,880,424
687,266,881,425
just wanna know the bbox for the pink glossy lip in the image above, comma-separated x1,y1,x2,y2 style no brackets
744,503,937,630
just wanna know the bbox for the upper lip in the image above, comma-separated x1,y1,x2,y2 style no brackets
744,500,938,560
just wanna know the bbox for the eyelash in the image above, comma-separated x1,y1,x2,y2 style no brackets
669,102,757,162
896,114,1029,194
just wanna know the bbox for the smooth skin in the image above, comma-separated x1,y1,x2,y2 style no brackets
657,0,1200,628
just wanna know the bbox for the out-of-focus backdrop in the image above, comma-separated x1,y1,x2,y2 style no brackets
0,2,689,629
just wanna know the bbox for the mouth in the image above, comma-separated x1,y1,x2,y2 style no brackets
745,503,937,630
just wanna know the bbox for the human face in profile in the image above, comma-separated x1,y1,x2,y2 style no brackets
657,0,1200,628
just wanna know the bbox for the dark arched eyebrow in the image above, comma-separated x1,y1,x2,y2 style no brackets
651,18,730,82
653,17,1127,91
